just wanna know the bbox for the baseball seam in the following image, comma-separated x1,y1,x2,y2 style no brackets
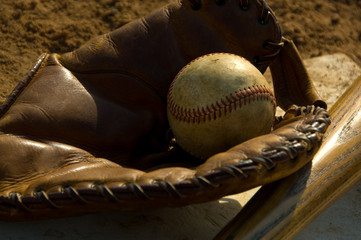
168,84,276,124
172,53,249,83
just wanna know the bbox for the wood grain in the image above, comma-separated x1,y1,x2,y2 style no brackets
215,75,361,239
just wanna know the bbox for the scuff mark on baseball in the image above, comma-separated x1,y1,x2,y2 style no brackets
167,53,276,159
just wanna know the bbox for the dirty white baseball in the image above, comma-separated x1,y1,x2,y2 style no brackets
167,53,276,159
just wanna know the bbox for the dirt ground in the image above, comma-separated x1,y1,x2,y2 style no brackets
0,0,360,104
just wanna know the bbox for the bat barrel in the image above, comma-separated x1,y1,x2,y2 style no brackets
215,75,361,240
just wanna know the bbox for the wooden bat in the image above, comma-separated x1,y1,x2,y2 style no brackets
215,75,361,240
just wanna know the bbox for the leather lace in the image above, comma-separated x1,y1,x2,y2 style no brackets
1,106,330,213
189,0,271,25
187,0,284,66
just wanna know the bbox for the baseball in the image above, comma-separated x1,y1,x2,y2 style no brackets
167,53,276,159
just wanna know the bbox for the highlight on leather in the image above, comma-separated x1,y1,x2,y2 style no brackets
0,53,48,117
0,0,328,221
0,106,330,220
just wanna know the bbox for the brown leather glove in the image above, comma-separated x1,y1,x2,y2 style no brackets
0,0,329,221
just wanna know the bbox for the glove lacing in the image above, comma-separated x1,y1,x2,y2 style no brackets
187,0,284,68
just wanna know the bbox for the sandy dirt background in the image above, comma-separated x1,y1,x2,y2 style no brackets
0,0,361,104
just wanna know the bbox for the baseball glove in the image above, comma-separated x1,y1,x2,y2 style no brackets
0,0,329,221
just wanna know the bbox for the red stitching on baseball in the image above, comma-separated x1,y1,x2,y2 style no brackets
168,85,276,123
168,53,276,123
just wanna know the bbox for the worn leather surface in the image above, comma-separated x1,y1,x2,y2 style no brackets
0,0,328,220
270,38,327,110
0,0,284,167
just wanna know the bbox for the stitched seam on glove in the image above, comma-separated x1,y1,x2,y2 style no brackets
0,107,330,215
